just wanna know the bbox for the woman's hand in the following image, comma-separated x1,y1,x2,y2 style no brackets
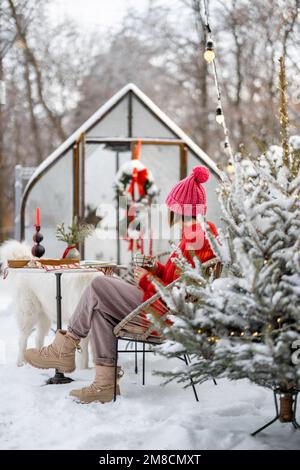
104,267,114,276
148,261,158,273
134,267,149,285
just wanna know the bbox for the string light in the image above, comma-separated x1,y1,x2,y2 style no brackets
202,0,234,161
224,139,231,156
216,102,224,125
207,336,219,343
203,327,266,343
226,162,234,175
204,39,215,63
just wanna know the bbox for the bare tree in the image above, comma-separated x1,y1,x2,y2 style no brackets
8,0,66,144
0,0,98,239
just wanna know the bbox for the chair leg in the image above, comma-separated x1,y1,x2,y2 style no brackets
135,341,138,374
113,338,118,402
183,354,199,402
142,342,146,385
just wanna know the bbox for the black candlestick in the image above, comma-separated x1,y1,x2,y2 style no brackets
32,225,45,258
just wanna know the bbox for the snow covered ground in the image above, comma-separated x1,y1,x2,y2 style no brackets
0,281,299,450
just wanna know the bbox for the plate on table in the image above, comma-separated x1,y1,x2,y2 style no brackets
80,260,117,268
8,259,31,268
8,258,80,268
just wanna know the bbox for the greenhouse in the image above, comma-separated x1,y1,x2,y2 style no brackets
20,83,221,263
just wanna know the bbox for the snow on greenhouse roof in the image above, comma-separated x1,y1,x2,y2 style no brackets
26,83,221,189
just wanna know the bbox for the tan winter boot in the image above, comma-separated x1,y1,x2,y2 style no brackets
69,365,123,404
24,330,80,373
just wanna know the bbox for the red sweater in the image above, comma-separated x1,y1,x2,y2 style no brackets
139,221,218,301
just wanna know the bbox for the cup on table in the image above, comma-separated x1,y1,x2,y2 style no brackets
132,253,156,270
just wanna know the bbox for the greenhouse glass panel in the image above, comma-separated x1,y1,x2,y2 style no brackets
24,151,73,257
139,144,180,202
131,96,175,138
86,96,129,138
135,143,180,256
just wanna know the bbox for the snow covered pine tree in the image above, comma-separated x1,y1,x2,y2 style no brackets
153,58,300,433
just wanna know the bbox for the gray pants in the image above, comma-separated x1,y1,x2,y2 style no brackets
68,275,144,365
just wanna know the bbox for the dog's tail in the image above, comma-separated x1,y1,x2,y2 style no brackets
0,239,32,270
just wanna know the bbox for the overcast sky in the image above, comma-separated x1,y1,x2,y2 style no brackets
50,0,180,31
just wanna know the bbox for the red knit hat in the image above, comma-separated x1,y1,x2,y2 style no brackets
165,166,210,216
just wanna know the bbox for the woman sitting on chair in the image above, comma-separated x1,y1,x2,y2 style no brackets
25,166,218,404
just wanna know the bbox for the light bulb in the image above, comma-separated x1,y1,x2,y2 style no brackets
204,40,215,63
224,140,232,157
226,162,234,175
216,106,224,125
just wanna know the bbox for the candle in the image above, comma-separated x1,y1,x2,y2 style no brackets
133,139,142,160
36,207,40,227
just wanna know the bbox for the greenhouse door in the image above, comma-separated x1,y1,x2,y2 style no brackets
75,138,187,264
83,140,131,264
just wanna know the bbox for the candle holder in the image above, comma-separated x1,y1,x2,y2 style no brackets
32,225,45,258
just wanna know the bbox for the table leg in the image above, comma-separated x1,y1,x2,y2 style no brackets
46,273,73,385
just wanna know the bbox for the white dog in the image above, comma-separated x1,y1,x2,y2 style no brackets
0,240,102,369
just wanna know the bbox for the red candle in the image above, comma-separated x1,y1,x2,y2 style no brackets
36,207,40,227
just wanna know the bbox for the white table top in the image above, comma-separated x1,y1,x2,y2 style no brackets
6,265,127,275
7,267,106,274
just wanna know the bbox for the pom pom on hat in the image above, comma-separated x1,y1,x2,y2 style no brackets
165,165,210,216
192,166,210,184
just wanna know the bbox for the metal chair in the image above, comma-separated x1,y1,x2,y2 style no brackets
113,257,222,401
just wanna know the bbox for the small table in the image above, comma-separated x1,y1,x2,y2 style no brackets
7,266,115,384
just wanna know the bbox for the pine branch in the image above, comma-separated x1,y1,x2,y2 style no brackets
55,216,94,245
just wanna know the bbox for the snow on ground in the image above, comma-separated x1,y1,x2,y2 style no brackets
0,282,299,450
